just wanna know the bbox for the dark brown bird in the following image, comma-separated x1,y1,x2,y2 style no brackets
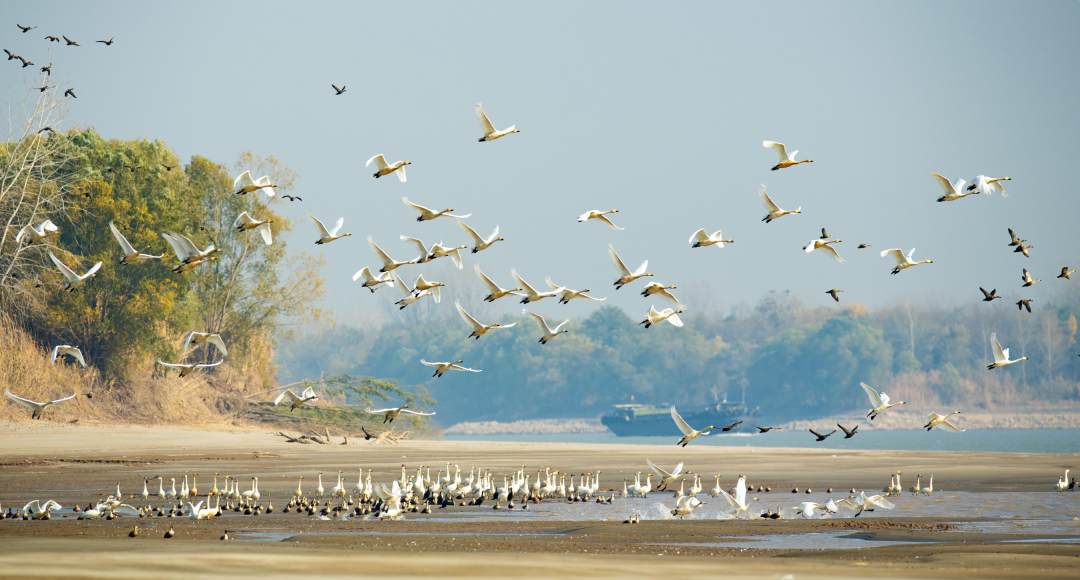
361,426,374,440
63,36,79,46
64,88,76,98
857,243,871,249
332,84,346,95
820,228,831,239
1007,228,1025,247
1059,267,1075,280
37,127,53,133
163,527,175,538
3,49,17,60
34,84,52,93
17,24,36,33
104,167,118,174
826,289,842,302
980,287,1000,302
721,421,742,432
837,423,858,438
18,56,33,68
123,164,141,173
160,164,176,171
40,63,51,74
45,36,59,42
754,425,781,433
1014,244,1034,258
1016,299,1033,313
282,195,302,201
809,428,835,441
96,37,115,46
128,526,138,538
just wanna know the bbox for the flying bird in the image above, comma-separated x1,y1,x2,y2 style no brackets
51,345,86,367
837,423,859,438
421,360,481,378
332,84,346,95
307,213,351,245
924,411,964,432
1016,299,1033,313
809,428,835,441
352,267,395,293
109,222,164,264
754,426,781,433
156,359,224,377
457,220,503,253
5,391,77,419
1059,267,1074,280
3,49,18,60
689,229,732,248
40,63,51,74
640,305,683,329
274,387,318,411
641,282,684,308
546,277,604,304
15,219,58,243
45,36,59,42
881,248,932,275
826,289,843,302
96,37,115,46
368,236,413,272
862,382,904,419
578,209,622,230
763,141,812,171
475,103,519,142
512,269,560,304
858,244,871,249
17,24,36,33
608,244,652,289
366,154,410,182
980,287,1000,302
721,421,743,432
968,175,1011,197
365,405,434,423
402,197,471,221
183,332,228,357
804,239,844,263
233,212,273,245
1014,244,1034,258
281,195,301,201
1007,228,1026,247
671,406,712,447
48,253,101,291
760,184,800,223
390,272,433,309
474,264,523,302
988,332,1028,369
1021,268,1040,287
522,309,570,344
17,56,33,68
645,459,683,491
64,88,76,98
455,301,515,339
161,164,176,171
63,36,79,46
233,170,276,197
929,173,977,202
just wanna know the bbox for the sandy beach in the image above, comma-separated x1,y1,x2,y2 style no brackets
0,424,1078,578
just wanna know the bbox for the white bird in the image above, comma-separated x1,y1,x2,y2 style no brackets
403,197,471,221
391,272,433,309
841,491,895,516
512,269,560,304
640,305,683,329
22,500,63,520
671,406,712,447
352,266,395,292
161,231,220,264
523,309,569,344
5,390,77,419
183,332,227,356
376,480,404,519
804,239,844,263
427,242,467,269
645,459,683,491
274,387,318,411
109,222,163,264
641,282,684,307
671,495,703,518
456,301,515,339
412,274,444,303
421,359,481,378
709,475,723,498
366,405,435,423
15,219,58,244
366,154,410,182
307,213,351,245
233,170,276,197
925,411,964,432
476,103,519,142
760,184,801,223
794,501,823,518
717,475,758,516
988,332,1028,369
457,220,503,254
51,345,86,367
880,248,933,274
233,212,273,245
400,235,436,264
608,244,652,289
929,173,977,202
862,382,905,420
474,264,523,302
763,141,813,171
545,277,604,304
156,359,224,378
578,209,622,230
1054,470,1069,492
330,472,345,498
689,229,732,248
48,252,101,291
368,236,414,272
969,175,1011,197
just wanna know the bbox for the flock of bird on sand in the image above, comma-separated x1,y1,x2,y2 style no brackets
4,22,1076,524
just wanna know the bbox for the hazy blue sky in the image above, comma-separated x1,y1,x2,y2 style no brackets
6,1,1079,328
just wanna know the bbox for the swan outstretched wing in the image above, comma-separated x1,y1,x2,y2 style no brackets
861,382,884,408
670,406,695,436
458,221,484,245
596,215,623,231
274,389,300,405
420,360,442,368
717,487,742,509
880,248,906,265
109,222,136,254
523,309,553,334
763,141,789,163
233,170,254,188
473,264,503,294
368,237,396,268
391,273,413,297
927,172,957,195
990,333,1006,363
759,185,781,213
400,235,429,259
6,391,43,409
819,243,845,263
689,229,709,245
939,419,965,433
156,360,191,369
666,312,684,327
352,267,375,283
402,196,432,216
608,244,631,277
234,211,257,227
511,269,539,295
366,154,389,170
456,302,483,330
203,335,228,356
656,288,684,308
256,222,273,245
307,213,331,239
161,233,191,261
645,458,671,479
398,409,435,416
48,253,79,282
196,360,224,369
476,103,496,135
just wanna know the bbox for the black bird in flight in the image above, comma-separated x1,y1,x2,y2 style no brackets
37,127,53,133
282,195,302,201
4,49,18,60
160,163,176,171
809,428,835,441
837,423,859,439
18,56,34,68
720,421,742,432
754,425,781,433
41,63,51,75
17,24,36,33
96,37,115,46
34,84,53,93
64,88,76,98
1016,299,1033,313
45,36,59,42
332,84,346,95
980,287,1001,302
63,36,79,46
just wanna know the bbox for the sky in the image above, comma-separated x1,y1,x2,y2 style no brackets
4,1,1080,330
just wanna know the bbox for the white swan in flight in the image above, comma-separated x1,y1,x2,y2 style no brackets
794,501,822,518
109,222,163,263
717,475,758,515
183,332,228,356
512,268,560,304
988,332,1028,369
172,256,215,274
645,459,683,491
840,491,895,516
545,277,604,304
862,382,904,420
391,272,433,309
412,274,444,303
352,267,395,292
421,359,481,377
641,282,684,308
376,481,405,519
233,212,273,245
523,309,569,344
881,248,932,274
156,359,224,377
307,213,350,245
608,244,652,289
456,301,515,339
368,236,414,272
366,154,410,182
924,411,964,432
274,387,318,411
578,209,622,230
671,495,703,519
399,235,435,264
969,175,1011,197
51,345,86,366
804,239,844,263
476,103,519,142
671,405,712,447
366,405,435,423
161,231,220,264
929,173,977,202
457,220,503,253
233,170,276,197
474,264,523,302
402,197,471,221
428,242,467,269
641,306,683,328
5,390,77,419
15,219,58,243
48,252,101,291
689,229,732,248
763,141,813,171
760,184,800,223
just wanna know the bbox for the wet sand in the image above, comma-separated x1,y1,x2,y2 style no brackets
0,424,1078,579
